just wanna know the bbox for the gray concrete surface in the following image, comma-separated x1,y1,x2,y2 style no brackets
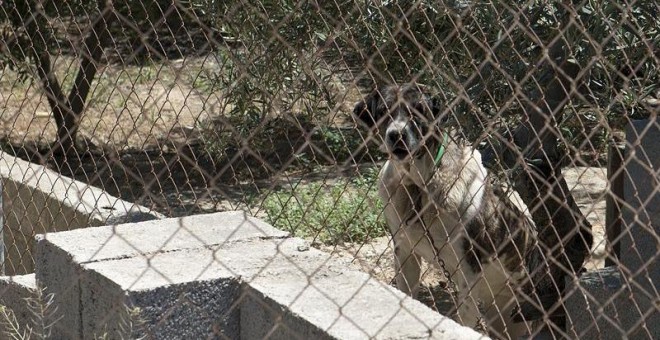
37,210,288,264
81,264,241,339
79,238,483,339
0,152,162,275
0,274,37,333
565,267,658,339
36,211,288,339
31,211,484,339
620,118,659,296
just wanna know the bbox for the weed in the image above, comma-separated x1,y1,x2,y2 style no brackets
0,287,60,340
0,287,143,340
0,306,29,340
262,168,386,245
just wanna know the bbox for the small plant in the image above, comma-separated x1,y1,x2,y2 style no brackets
94,304,145,340
310,127,365,162
262,168,386,245
0,287,60,340
0,287,144,340
0,306,29,340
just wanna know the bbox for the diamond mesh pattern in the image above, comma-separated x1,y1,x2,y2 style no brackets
0,1,657,338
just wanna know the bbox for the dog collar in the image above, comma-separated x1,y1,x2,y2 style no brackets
433,132,449,166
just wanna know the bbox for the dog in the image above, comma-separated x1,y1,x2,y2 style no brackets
354,83,537,339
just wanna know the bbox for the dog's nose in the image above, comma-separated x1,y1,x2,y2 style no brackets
387,130,404,146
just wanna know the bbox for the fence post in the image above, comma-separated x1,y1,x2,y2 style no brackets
0,179,4,275
605,142,625,266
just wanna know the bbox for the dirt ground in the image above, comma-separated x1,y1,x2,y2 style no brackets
0,56,362,150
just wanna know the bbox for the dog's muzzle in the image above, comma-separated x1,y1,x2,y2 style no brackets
387,132,407,159
386,129,415,160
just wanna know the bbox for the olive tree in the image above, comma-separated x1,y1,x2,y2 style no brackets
0,0,113,155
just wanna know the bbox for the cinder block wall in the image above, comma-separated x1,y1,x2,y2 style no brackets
3,212,485,339
0,152,161,275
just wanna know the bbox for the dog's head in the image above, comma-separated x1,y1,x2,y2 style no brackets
354,83,446,161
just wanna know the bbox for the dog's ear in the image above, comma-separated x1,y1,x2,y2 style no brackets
431,96,442,116
431,96,450,124
353,90,384,128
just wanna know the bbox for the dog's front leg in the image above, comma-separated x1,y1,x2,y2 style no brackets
454,272,482,329
379,162,423,296
392,233,422,297
483,290,529,340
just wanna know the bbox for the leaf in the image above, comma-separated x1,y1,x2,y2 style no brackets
314,32,327,41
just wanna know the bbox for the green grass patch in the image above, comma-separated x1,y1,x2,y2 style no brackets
263,169,386,245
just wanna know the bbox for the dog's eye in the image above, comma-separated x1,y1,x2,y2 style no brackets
410,104,431,122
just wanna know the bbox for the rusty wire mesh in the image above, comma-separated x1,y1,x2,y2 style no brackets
0,0,657,339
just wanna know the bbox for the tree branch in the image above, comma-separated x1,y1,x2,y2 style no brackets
60,5,113,151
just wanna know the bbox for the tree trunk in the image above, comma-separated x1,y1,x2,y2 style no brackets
29,2,112,155
480,13,594,326
61,8,113,153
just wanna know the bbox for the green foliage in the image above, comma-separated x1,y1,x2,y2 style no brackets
195,1,657,166
191,1,367,168
199,1,343,118
197,106,267,164
570,2,658,119
311,127,358,162
1,0,655,160
262,168,386,245
342,1,657,109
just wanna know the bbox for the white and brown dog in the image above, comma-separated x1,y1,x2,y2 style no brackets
354,83,536,339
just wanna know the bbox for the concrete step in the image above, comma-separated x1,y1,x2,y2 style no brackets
619,118,659,296
565,266,658,339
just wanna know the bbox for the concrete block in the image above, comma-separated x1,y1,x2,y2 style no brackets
77,236,482,339
35,211,288,339
77,237,337,339
242,269,481,340
240,289,334,340
565,267,659,339
81,260,241,339
37,211,288,264
0,152,161,275
0,274,37,334
621,118,659,298
229,238,482,339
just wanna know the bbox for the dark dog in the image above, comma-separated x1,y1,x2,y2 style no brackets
354,83,537,339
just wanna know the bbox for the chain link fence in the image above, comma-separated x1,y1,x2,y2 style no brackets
0,0,657,339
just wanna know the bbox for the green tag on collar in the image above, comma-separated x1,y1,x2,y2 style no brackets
434,132,449,166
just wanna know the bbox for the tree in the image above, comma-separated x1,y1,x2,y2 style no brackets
1,0,113,156
1,0,221,158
